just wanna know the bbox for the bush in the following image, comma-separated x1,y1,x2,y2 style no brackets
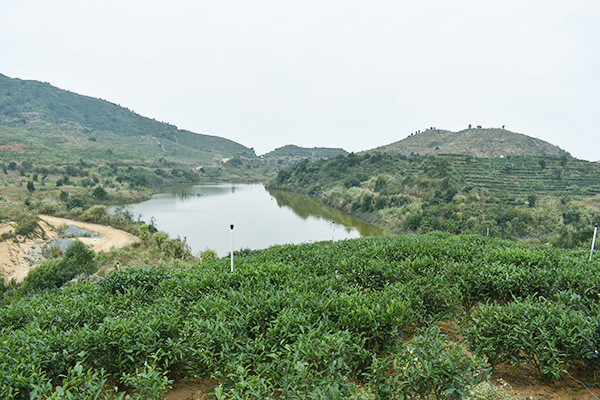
30,363,111,400
201,249,218,261
92,186,108,201
150,232,193,260
404,213,423,231
22,240,97,292
344,177,361,188
369,326,490,400
99,266,172,295
35,200,57,215
121,363,173,400
463,298,599,379
81,205,107,222
15,215,39,237
138,224,151,243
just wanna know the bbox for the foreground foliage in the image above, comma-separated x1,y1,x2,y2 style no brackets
1,233,599,398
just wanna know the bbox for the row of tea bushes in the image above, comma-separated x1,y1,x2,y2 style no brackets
1,232,599,398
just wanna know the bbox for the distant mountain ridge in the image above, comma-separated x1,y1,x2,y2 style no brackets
0,73,254,163
0,73,574,166
263,145,348,159
367,128,570,158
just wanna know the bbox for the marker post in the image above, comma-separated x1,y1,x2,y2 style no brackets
230,224,234,272
332,222,335,242
590,223,598,261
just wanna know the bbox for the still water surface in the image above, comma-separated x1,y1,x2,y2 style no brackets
122,183,380,256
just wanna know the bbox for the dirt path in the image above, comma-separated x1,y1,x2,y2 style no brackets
38,215,138,252
0,215,138,282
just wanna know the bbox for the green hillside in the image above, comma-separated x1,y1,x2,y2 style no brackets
368,127,570,158
0,74,254,164
270,152,600,245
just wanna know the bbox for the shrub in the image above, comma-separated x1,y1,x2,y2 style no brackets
81,205,107,222
15,215,39,237
201,249,218,261
30,363,111,400
92,186,108,201
404,213,423,231
463,298,599,379
150,232,193,260
99,266,172,295
138,224,151,243
344,177,361,188
22,240,97,292
120,363,173,400
35,200,57,214
369,326,490,400
374,175,388,193
21,259,64,292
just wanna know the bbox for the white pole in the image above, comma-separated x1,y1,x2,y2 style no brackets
230,224,234,272
590,224,598,261
332,222,335,242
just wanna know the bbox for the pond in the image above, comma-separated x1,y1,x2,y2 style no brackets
120,183,381,256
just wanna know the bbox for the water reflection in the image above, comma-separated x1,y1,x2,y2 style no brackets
121,183,380,256
163,183,238,200
267,189,381,237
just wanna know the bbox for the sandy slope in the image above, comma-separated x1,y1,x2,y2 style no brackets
0,215,138,282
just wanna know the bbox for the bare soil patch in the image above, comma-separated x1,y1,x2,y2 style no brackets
0,215,137,282
493,362,599,400
165,378,216,400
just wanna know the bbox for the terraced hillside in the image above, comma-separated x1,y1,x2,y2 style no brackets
270,152,600,243
450,154,600,198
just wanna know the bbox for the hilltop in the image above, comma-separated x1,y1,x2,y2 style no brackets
263,144,348,159
368,127,570,158
0,74,254,164
258,144,348,169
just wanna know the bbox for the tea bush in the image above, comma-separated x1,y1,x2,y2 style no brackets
99,266,172,295
1,233,599,397
368,326,490,400
463,298,599,379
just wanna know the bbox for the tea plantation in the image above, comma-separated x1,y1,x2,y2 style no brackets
1,233,599,399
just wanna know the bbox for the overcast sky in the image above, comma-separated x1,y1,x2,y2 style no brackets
1,1,599,160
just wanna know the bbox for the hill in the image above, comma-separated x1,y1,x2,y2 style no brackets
270,152,600,245
263,144,348,159
224,145,350,177
368,127,570,158
0,73,254,164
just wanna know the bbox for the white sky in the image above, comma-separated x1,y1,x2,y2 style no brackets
1,0,599,160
